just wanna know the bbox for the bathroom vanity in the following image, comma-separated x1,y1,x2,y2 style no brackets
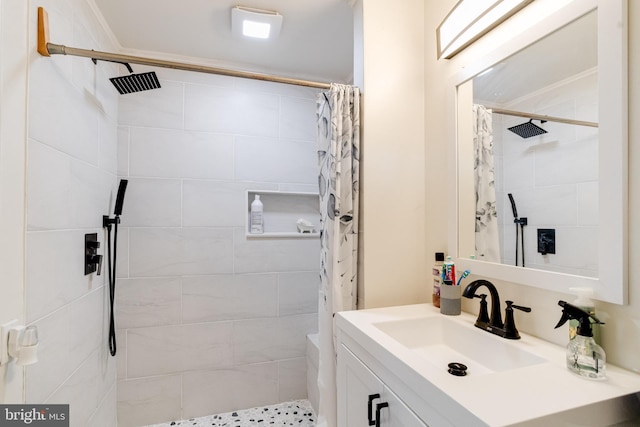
336,304,640,427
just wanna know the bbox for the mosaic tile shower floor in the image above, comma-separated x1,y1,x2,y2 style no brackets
146,399,316,427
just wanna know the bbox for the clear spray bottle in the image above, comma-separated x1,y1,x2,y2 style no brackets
554,300,606,380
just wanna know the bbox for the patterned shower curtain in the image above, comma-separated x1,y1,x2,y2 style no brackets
473,104,500,262
316,83,360,427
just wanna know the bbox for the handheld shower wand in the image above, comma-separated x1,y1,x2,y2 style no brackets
508,193,527,267
104,179,128,356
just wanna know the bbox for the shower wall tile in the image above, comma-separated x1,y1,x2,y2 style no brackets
26,308,73,403
184,84,279,136
234,77,318,99
68,289,105,367
577,181,599,226
278,272,320,316
517,185,577,227
45,347,115,427
127,322,234,378
115,227,130,279
27,140,113,231
116,329,127,380
534,137,598,188
280,96,317,141
117,126,130,176
26,230,104,323
129,228,234,277
233,314,318,365
182,274,278,323
234,137,317,184
278,357,308,402
98,118,119,175
182,363,278,418
182,180,277,227
116,278,182,328
117,375,182,427
120,178,182,227
88,383,117,427
233,228,320,273
118,80,184,129
128,127,234,179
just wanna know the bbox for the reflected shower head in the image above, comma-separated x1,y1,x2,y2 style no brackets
109,63,161,95
508,119,548,139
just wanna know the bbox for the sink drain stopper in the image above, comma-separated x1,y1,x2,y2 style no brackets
447,362,468,376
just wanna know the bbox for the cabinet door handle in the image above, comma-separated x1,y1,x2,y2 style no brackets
375,402,389,427
367,394,380,426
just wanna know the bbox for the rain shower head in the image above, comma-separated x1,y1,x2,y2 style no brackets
508,119,548,139
109,63,161,95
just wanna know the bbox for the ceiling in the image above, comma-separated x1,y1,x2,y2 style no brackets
92,0,354,84
473,10,597,104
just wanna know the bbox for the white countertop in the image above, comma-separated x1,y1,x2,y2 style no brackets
336,303,640,427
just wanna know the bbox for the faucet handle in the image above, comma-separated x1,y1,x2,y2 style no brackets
504,300,531,339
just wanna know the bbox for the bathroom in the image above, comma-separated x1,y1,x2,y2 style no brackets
0,0,639,426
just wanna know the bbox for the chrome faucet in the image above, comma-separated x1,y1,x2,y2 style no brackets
462,279,532,339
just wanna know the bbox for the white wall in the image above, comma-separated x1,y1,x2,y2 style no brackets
425,0,640,374
20,0,119,424
354,0,428,309
115,66,320,426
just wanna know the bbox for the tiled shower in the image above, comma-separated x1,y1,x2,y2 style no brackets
23,0,320,426
115,68,320,426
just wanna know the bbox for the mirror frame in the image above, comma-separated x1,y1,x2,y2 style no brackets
448,0,628,304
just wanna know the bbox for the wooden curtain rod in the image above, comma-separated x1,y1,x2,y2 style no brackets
36,7,332,90
488,107,598,128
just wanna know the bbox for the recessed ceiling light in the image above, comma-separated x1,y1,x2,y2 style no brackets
232,6,283,40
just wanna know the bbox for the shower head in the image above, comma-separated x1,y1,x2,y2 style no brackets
508,119,548,139
109,63,161,95
114,179,128,216
507,193,518,218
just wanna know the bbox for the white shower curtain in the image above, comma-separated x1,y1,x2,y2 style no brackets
473,104,500,262
316,83,360,427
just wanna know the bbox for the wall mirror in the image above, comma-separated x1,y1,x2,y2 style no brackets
449,0,628,304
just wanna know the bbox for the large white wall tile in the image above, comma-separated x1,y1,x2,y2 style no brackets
88,383,117,427
127,322,234,378
116,277,182,328
69,289,104,367
577,181,599,226
118,80,184,129
234,229,320,273
115,227,130,278
184,84,279,136
280,96,317,141
119,178,182,227
278,272,319,316
233,314,317,364
235,137,317,184
26,230,103,323
516,185,577,227
182,180,277,227
182,363,278,418
278,357,308,402
117,126,130,176
534,137,598,187
129,127,234,179
27,140,113,231
117,375,182,427
182,274,278,323
129,228,234,276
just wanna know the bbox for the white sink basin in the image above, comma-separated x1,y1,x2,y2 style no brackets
374,316,545,376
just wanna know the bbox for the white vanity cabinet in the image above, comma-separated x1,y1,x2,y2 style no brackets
338,343,428,427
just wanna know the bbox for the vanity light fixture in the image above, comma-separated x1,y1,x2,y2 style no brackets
232,6,283,39
437,0,534,59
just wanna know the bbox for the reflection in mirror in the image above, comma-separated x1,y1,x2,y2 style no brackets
459,10,599,277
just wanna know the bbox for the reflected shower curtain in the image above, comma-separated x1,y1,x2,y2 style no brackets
316,83,360,427
473,105,500,262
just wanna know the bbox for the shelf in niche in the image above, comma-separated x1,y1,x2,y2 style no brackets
246,190,320,239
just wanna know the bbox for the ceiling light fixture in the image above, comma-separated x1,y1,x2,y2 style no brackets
232,6,283,40
437,0,534,59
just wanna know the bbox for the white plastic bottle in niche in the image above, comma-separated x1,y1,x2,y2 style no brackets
250,195,264,234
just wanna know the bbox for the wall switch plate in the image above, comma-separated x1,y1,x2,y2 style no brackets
0,319,19,365
537,229,556,255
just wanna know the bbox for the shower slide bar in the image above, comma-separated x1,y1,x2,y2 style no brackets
488,107,598,128
36,7,331,90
